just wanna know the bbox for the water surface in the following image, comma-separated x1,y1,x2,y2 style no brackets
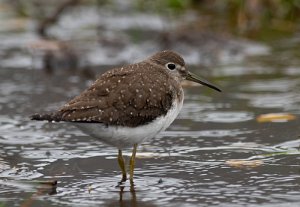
0,4,300,206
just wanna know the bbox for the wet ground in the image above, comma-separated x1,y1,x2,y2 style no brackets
1,2,300,207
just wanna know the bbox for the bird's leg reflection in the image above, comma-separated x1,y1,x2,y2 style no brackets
119,186,125,202
130,185,137,205
118,185,137,206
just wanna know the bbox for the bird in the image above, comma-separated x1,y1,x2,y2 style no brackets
31,50,221,185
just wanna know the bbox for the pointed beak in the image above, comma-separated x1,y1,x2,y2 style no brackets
186,71,222,92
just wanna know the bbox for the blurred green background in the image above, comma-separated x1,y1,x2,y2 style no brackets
2,0,300,40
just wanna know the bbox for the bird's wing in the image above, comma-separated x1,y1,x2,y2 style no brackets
56,63,175,127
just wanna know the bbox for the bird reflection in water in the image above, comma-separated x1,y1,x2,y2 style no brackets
104,184,157,207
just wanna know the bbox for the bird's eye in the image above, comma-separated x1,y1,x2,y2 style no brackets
167,63,176,70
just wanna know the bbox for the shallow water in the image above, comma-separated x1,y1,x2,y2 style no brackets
0,2,300,206
0,34,300,207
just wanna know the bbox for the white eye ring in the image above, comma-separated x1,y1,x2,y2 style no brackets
166,63,176,70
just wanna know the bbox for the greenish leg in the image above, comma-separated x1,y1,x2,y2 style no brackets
118,149,127,183
129,144,138,184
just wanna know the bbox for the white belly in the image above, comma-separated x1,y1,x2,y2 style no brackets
74,99,183,149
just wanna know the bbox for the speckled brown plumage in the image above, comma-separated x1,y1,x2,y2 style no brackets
31,50,185,127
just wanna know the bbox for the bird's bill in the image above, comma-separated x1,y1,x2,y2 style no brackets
186,71,222,92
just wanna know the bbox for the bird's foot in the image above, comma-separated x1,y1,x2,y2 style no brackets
116,176,127,187
116,181,125,188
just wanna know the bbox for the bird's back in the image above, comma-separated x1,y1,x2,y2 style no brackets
31,61,183,128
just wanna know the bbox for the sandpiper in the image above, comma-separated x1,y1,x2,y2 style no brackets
31,50,221,184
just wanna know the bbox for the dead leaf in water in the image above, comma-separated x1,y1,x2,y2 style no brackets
20,180,57,207
225,159,264,168
256,113,296,123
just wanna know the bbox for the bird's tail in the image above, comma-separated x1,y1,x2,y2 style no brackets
30,113,62,122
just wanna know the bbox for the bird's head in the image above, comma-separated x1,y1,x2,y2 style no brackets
149,50,221,92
